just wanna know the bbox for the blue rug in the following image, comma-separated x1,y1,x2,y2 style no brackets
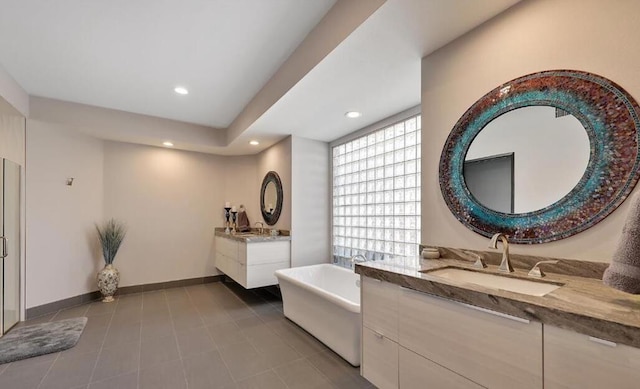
0,317,87,365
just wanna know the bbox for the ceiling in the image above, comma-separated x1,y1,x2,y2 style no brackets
0,0,521,155
242,0,522,145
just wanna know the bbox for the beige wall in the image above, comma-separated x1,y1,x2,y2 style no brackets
257,136,292,230
25,117,303,307
421,0,640,262
224,155,261,227
26,120,104,308
103,141,226,287
26,124,238,307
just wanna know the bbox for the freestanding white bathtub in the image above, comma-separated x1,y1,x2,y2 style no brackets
275,264,361,366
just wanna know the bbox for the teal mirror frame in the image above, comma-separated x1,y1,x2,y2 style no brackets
439,70,640,244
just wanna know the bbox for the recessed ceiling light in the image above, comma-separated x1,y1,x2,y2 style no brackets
345,111,362,118
249,140,260,146
174,87,188,95
163,141,174,147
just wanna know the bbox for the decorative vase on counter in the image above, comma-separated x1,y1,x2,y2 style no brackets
97,264,120,302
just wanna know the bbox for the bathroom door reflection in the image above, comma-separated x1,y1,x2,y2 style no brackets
2,159,20,334
464,153,514,213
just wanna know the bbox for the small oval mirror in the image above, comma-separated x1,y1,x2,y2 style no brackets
260,171,283,225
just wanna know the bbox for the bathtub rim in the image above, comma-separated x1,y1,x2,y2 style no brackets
275,264,360,314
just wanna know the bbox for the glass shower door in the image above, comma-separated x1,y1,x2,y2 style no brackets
2,159,20,333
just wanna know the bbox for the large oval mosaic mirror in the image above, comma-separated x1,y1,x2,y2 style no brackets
439,70,640,244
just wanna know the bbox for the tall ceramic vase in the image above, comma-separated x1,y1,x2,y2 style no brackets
97,264,120,302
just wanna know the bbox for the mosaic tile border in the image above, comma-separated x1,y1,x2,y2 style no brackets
439,70,640,244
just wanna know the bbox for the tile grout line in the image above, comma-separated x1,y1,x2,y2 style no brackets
35,350,62,389
185,284,237,387
231,283,308,387
271,366,294,389
86,297,118,386
137,292,145,389
36,302,92,389
165,287,190,389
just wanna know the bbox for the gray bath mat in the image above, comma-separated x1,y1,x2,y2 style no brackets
0,317,87,365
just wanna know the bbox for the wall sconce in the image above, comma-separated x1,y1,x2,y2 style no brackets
66,178,74,186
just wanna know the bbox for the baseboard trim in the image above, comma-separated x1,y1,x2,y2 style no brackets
26,275,224,320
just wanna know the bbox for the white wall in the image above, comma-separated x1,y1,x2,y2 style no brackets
257,136,292,230
103,141,225,287
291,136,330,267
421,0,640,262
466,106,589,213
26,120,104,308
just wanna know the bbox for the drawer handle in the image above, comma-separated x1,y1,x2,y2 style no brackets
588,336,617,347
400,286,418,292
400,286,530,324
462,303,530,324
373,330,384,339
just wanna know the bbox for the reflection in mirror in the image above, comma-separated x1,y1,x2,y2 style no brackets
464,106,590,214
263,182,277,214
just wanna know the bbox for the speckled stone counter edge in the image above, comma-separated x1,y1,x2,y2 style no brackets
214,227,291,242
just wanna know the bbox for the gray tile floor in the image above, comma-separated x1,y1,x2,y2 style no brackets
0,281,374,389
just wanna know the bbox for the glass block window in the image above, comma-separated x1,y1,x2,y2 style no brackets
332,115,421,265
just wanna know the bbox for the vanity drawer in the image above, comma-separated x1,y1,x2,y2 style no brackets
215,236,238,259
399,346,483,389
235,262,247,288
544,324,640,389
244,241,290,265
246,261,289,289
398,287,542,389
216,253,238,280
362,276,399,342
362,326,398,389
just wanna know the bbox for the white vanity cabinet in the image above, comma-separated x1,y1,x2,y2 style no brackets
215,236,290,289
544,325,640,389
361,275,543,389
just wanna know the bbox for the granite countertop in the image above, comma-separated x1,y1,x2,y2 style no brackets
214,228,291,242
355,252,640,349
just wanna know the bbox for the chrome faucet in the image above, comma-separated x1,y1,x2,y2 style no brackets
528,260,558,278
489,233,514,273
469,252,488,269
254,222,264,235
350,254,367,266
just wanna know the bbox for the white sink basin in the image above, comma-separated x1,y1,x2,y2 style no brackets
424,267,562,297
